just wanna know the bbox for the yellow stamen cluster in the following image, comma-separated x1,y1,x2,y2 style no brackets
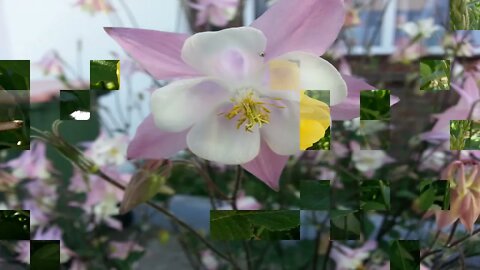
222,90,283,132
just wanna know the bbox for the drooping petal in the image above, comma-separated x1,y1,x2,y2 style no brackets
241,140,289,191
127,115,188,160
181,27,266,84
186,107,261,164
151,78,230,132
459,194,479,232
104,28,200,80
271,52,347,105
261,99,299,155
251,0,345,60
331,74,400,120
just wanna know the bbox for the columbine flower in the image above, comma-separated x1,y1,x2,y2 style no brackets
429,160,480,232
82,131,128,167
330,241,377,270
190,0,239,27
2,140,54,180
391,37,426,64
398,18,442,40
106,0,398,190
37,51,64,76
75,0,114,14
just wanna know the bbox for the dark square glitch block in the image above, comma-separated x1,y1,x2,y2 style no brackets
419,59,450,91
0,90,30,150
90,60,120,90
360,90,390,121
0,60,30,90
59,90,91,121
0,210,30,240
30,240,60,270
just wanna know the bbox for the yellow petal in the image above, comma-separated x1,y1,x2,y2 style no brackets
299,93,331,150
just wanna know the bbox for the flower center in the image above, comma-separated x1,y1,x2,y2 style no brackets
221,89,281,132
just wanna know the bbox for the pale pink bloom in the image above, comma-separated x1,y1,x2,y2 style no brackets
2,140,54,180
201,250,219,270
75,0,114,14
444,33,475,57
427,160,480,232
82,131,129,167
106,0,399,190
37,51,64,76
69,169,129,230
190,0,239,27
422,74,480,160
391,37,426,63
15,226,73,264
330,240,377,270
108,241,143,260
218,191,262,210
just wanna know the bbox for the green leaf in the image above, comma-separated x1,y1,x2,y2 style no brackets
210,211,253,240
0,60,30,90
31,243,60,270
300,180,330,210
90,60,120,90
390,240,419,270
243,210,300,231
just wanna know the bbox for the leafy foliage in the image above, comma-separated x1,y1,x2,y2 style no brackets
450,0,480,30
360,90,390,120
0,90,30,150
210,210,300,240
0,60,30,90
329,210,361,240
390,240,420,270
419,59,450,91
418,180,450,211
300,180,330,210
31,241,60,270
450,120,480,150
90,60,120,90
360,180,390,211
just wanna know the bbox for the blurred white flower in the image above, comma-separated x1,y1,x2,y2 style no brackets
201,250,219,270
351,142,394,176
419,148,447,171
398,18,441,39
108,241,143,260
83,131,128,166
330,241,377,270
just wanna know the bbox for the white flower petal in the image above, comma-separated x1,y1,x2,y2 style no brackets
181,27,267,84
151,78,230,132
271,51,347,105
187,107,261,164
261,99,300,155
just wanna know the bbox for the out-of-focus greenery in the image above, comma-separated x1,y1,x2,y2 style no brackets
0,61,30,90
450,120,480,150
0,210,30,240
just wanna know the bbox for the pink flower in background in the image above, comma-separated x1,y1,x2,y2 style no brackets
444,33,475,57
108,241,143,260
15,226,73,264
37,51,64,76
201,250,219,270
75,0,114,14
70,169,129,230
82,131,129,167
391,37,426,63
350,141,394,177
2,141,54,180
218,190,262,210
330,241,377,270
106,0,399,190
428,160,480,232
422,75,480,159
190,0,239,27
